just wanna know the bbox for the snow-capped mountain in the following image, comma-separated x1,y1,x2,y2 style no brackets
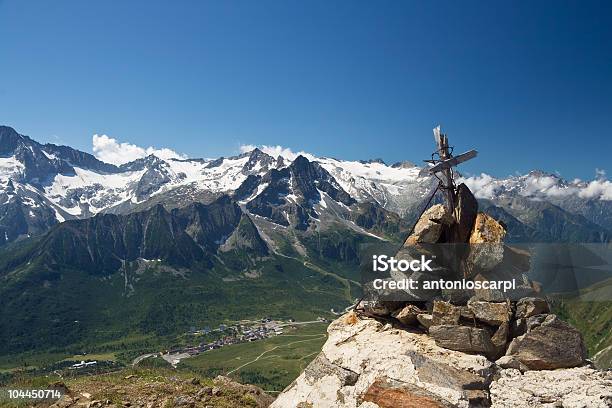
1,125,611,247
461,171,612,233
0,126,434,245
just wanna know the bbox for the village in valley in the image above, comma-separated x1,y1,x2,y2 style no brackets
129,316,330,368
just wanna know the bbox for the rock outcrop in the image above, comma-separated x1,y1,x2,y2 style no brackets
504,314,587,370
272,315,495,408
275,182,608,407
359,183,588,370
271,314,612,408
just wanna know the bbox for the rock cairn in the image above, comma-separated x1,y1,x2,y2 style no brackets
360,183,587,371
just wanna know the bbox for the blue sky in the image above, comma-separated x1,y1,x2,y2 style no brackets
1,1,611,179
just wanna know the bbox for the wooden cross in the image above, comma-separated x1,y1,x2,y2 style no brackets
426,126,477,213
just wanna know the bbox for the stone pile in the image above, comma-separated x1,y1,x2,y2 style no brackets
271,314,611,408
360,183,588,371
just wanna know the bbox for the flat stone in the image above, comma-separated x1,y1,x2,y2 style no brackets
471,274,507,302
515,297,550,319
361,378,455,408
431,300,461,325
429,325,497,360
405,349,493,391
467,299,511,326
505,314,587,370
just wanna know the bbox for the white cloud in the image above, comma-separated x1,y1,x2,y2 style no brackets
579,178,612,200
460,169,612,201
239,144,316,161
239,144,257,154
459,173,499,199
92,134,187,165
520,175,576,198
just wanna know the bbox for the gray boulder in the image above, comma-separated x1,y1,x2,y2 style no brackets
451,183,478,243
467,299,511,326
505,314,587,370
429,325,498,360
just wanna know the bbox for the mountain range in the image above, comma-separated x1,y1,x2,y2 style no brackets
0,124,610,357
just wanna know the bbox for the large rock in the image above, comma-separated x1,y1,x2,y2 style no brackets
404,204,454,246
469,213,506,244
431,300,461,325
490,366,612,407
273,314,609,408
272,316,494,408
392,304,423,325
463,213,507,278
505,314,587,370
429,325,500,360
490,323,509,357
467,299,511,326
451,183,478,243
360,377,455,408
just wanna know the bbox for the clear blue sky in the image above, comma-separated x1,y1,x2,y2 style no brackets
1,1,611,179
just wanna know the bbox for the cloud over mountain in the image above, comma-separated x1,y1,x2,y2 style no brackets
239,144,315,161
92,134,187,165
461,170,612,201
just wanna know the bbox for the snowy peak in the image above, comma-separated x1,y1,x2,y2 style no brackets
240,155,358,230
0,126,28,156
241,148,279,175
288,155,354,207
2,125,611,248
42,142,119,174
461,171,612,201
0,126,118,185
0,128,438,245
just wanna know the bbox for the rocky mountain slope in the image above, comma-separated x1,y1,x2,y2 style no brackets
0,125,427,247
271,315,611,408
